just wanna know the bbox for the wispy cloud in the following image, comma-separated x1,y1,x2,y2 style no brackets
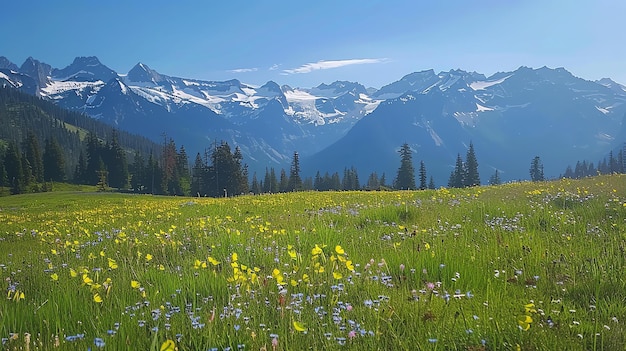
283,58,387,74
269,64,281,71
229,67,258,73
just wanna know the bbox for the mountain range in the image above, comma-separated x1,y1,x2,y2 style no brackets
2,55,625,184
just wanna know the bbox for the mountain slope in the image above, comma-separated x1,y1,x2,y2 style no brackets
2,55,625,181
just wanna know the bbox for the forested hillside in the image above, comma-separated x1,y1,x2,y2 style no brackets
0,86,161,193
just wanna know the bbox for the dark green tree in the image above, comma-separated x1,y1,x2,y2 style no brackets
251,172,261,194
418,160,427,190
529,156,544,181
366,171,380,190
489,169,501,185
464,142,480,187
4,142,24,194
24,131,44,182
191,152,206,196
279,169,289,192
74,150,87,184
448,153,465,188
107,131,129,189
395,143,415,190
130,152,146,192
43,136,66,182
288,151,303,191
428,176,436,189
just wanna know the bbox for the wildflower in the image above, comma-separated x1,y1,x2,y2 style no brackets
333,271,343,280
145,253,153,261
93,293,103,303
51,273,59,281
94,337,105,348
312,244,323,256
108,258,118,269
518,315,532,331
335,245,345,255
160,339,176,351
348,330,356,339
131,280,141,289
293,320,307,332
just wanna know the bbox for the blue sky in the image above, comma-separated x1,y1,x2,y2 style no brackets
2,0,625,88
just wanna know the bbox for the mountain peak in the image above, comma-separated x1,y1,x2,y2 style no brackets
0,56,19,71
52,56,117,82
19,57,52,89
127,62,164,83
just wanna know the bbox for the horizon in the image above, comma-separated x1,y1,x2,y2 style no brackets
2,0,625,89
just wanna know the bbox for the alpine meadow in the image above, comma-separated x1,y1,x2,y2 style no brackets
1,175,625,350
3,2,626,350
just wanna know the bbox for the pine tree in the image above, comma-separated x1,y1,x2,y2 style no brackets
279,169,289,192
529,156,544,181
24,131,44,182
366,172,380,190
428,176,436,189
489,169,501,185
107,131,129,189
314,171,323,191
418,160,427,190
4,142,24,194
288,151,303,191
191,152,206,196
251,172,261,194
43,136,66,182
395,143,416,190
85,132,104,185
130,152,146,192
464,142,480,186
176,146,191,196
74,151,87,184
449,153,465,188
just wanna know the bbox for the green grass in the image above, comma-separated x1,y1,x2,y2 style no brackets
0,175,625,350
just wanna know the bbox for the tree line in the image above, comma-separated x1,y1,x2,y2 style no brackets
561,147,625,179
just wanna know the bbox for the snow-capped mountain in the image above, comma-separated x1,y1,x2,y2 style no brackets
0,56,379,173
306,67,626,183
2,54,625,181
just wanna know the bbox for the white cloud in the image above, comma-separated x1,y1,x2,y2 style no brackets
269,64,280,71
283,58,387,74
229,67,258,73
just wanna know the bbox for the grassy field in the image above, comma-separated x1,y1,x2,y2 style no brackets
0,175,625,350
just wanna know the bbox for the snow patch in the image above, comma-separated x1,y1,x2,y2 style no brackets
595,106,610,114
470,75,512,90
476,103,493,112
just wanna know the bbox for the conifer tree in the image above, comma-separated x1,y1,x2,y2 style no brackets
191,152,206,196
251,172,261,194
130,152,146,192
107,130,129,189
288,151,302,191
24,131,44,183
4,142,24,194
395,143,415,190
449,153,465,188
43,136,66,182
428,176,436,189
418,160,427,190
366,171,380,190
529,156,544,181
279,169,289,192
464,142,480,186
488,169,501,185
